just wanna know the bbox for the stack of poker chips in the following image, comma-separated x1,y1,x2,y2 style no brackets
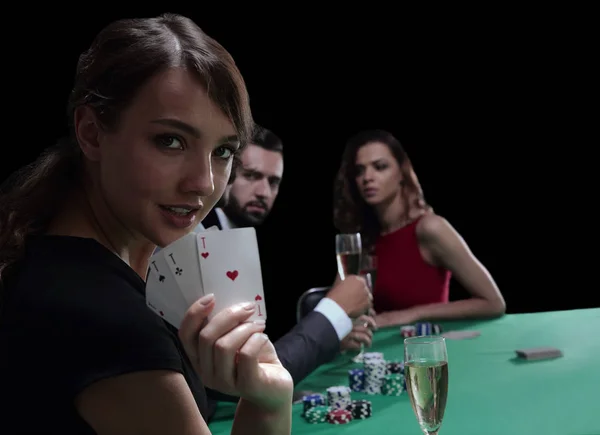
415,322,442,336
346,399,373,420
304,405,331,423
302,393,326,416
326,408,353,425
386,360,404,375
326,385,352,409
348,367,365,392
381,373,404,396
400,325,417,337
401,322,443,337
363,351,384,360
363,355,387,394
386,360,406,390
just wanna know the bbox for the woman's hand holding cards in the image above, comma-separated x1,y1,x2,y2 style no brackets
178,293,294,413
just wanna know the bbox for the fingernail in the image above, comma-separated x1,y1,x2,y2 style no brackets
197,293,215,306
252,319,266,325
241,302,256,311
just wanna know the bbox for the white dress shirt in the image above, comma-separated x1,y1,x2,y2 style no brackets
313,297,353,341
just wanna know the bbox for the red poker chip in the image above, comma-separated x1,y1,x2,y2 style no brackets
400,325,416,337
327,409,353,424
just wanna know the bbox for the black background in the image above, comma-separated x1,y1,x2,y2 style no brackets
1,7,594,341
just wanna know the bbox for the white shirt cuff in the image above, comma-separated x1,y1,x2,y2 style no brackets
313,297,353,341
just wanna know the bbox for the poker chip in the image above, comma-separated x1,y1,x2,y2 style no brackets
363,351,384,361
326,385,352,409
381,373,404,396
302,393,326,415
304,405,331,423
364,357,387,395
301,352,411,424
400,325,417,337
326,408,353,424
348,368,365,392
415,322,443,336
386,360,404,375
346,399,373,419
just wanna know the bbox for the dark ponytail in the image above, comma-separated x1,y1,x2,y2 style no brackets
0,139,80,285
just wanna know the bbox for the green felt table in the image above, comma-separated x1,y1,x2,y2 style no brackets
208,308,598,435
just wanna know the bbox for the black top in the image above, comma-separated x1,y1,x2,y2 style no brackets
0,236,208,434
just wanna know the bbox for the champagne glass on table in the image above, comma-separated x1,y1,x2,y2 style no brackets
404,336,449,435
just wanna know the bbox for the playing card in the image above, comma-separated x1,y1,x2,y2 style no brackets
442,330,481,340
515,347,563,360
146,252,189,328
197,227,266,322
160,233,204,307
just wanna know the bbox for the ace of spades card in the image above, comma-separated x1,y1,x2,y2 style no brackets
160,232,204,307
146,252,189,328
197,227,267,322
145,226,221,328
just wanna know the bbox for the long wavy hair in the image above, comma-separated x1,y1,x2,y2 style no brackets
333,129,432,253
0,14,253,299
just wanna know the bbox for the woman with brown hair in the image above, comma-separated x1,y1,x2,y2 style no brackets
0,14,292,435
333,129,506,328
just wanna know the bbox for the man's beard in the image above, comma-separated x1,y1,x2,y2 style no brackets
223,196,270,227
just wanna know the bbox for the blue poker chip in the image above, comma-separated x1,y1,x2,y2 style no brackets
348,368,365,392
415,322,443,336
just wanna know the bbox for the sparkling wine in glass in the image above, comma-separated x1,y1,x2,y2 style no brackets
335,233,362,280
359,254,378,290
404,336,449,435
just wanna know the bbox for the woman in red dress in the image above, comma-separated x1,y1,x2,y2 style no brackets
333,129,506,328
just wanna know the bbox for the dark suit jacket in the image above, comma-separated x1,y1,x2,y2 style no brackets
205,303,341,419
201,208,223,231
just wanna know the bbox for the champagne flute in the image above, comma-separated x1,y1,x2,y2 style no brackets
360,254,378,289
335,233,364,361
335,233,362,279
350,271,373,363
404,336,449,435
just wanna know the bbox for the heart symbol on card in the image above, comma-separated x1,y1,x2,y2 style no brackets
201,252,209,259
255,295,262,301
226,270,239,281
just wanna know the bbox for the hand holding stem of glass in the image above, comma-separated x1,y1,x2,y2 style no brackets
404,336,449,435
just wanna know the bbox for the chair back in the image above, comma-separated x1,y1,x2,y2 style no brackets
296,286,330,323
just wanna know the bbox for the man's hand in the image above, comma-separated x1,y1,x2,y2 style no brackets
326,275,372,318
340,314,377,351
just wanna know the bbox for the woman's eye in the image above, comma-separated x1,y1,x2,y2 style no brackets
214,145,235,160
156,135,184,150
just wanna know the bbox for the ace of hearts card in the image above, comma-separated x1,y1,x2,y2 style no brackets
196,227,266,322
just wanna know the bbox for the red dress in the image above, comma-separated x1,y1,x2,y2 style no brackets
373,217,451,312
